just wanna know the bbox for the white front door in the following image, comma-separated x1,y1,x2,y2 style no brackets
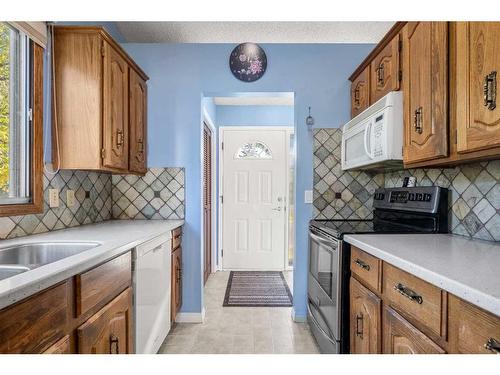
221,128,288,270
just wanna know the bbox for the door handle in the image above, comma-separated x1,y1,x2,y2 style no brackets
109,333,120,354
356,313,364,338
363,122,373,159
483,71,497,110
271,207,282,211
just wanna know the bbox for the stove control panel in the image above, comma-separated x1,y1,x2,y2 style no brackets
373,186,447,214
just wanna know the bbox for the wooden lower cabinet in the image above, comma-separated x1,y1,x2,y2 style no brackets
171,246,182,322
350,278,381,354
383,306,445,354
78,288,133,354
349,246,500,354
0,251,133,354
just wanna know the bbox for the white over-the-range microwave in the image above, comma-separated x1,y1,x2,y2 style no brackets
341,91,403,171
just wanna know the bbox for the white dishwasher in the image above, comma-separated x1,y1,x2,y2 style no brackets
134,233,171,354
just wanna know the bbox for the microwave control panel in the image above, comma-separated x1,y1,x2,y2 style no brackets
372,114,384,158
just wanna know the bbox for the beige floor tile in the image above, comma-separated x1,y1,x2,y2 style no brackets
159,270,320,354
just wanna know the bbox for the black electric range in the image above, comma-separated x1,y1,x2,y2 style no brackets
307,186,448,354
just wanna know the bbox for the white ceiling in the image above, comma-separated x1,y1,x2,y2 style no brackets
213,96,294,106
116,22,395,43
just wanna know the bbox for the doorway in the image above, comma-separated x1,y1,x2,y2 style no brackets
220,127,292,270
203,123,213,285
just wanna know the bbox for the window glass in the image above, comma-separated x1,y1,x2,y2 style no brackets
235,141,272,159
0,22,31,204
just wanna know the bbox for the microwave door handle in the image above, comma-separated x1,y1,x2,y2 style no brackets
363,122,373,159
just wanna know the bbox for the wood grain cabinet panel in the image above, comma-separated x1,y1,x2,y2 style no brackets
102,41,129,171
43,335,71,354
76,252,132,317
383,263,445,338
456,22,500,153
403,22,449,164
449,295,500,354
350,246,382,293
370,34,401,103
77,288,133,354
171,245,183,322
350,66,370,118
0,282,69,353
128,68,148,174
349,278,381,354
383,306,445,354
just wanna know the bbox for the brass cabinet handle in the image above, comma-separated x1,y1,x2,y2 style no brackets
483,71,497,110
484,338,500,354
354,87,360,106
394,283,423,304
355,313,364,338
109,333,120,354
116,129,124,147
136,139,145,162
413,106,423,134
354,259,370,271
137,138,144,152
376,63,385,86
177,266,182,282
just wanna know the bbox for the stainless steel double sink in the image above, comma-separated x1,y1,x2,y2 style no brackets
0,242,100,281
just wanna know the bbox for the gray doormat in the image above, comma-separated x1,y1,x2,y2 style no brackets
223,271,293,307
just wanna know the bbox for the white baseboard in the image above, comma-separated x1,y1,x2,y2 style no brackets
175,308,206,323
291,308,307,323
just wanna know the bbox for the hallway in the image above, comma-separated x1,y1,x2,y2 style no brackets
159,271,319,354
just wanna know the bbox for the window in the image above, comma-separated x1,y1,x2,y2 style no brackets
0,22,43,215
234,141,272,159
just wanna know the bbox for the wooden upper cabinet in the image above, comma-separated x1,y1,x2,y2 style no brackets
351,66,370,118
102,41,129,170
78,288,133,354
456,22,500,153
53,26,148,174
370,34,401,103
403,22,449,165
350,278,381,354
383,306,445,354
129,69,148,174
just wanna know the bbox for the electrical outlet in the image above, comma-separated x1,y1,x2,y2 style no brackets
49,189,59,208
66,190,75,207
304,190,313,204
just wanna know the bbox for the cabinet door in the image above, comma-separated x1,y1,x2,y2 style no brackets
78,288,133,354
403,22,448,164
102,41,129,171
129,68,147,174
171,247,182,322
383,306,445,354
351,66,370,118
456,22,500,153
350,278,381,354
370,34,401,103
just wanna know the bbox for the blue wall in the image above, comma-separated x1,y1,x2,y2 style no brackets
216,105,294,126
121,43,374,318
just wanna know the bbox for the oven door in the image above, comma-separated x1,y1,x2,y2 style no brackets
308,229,342,341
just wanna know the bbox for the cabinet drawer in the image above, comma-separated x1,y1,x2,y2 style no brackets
350,246,381,293
383,263,445,337
76,252,132,317
452,296,500,354
0,281,69,353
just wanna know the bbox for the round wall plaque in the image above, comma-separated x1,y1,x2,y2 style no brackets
229,43,267,82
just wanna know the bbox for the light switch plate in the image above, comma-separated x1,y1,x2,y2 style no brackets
49,189,59,208
66,190,75,207
304,190,313,204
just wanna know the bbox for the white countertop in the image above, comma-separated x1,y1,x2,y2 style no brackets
0,219,184,310
344,234,500,316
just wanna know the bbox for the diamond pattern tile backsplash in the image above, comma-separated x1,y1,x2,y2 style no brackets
0,169,112,240
313,128,500,242
112,168,185,220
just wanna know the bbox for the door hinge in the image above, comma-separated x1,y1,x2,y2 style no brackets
101,148,106,159
221,195,223,204
454,131,458,145
221,142,224,150
221,249,223,257
28,108,33,122
398,40,403,52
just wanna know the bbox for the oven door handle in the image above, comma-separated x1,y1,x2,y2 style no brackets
309,231,338,252
308,301,337,345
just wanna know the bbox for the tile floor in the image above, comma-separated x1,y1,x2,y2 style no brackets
159,271,320,354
